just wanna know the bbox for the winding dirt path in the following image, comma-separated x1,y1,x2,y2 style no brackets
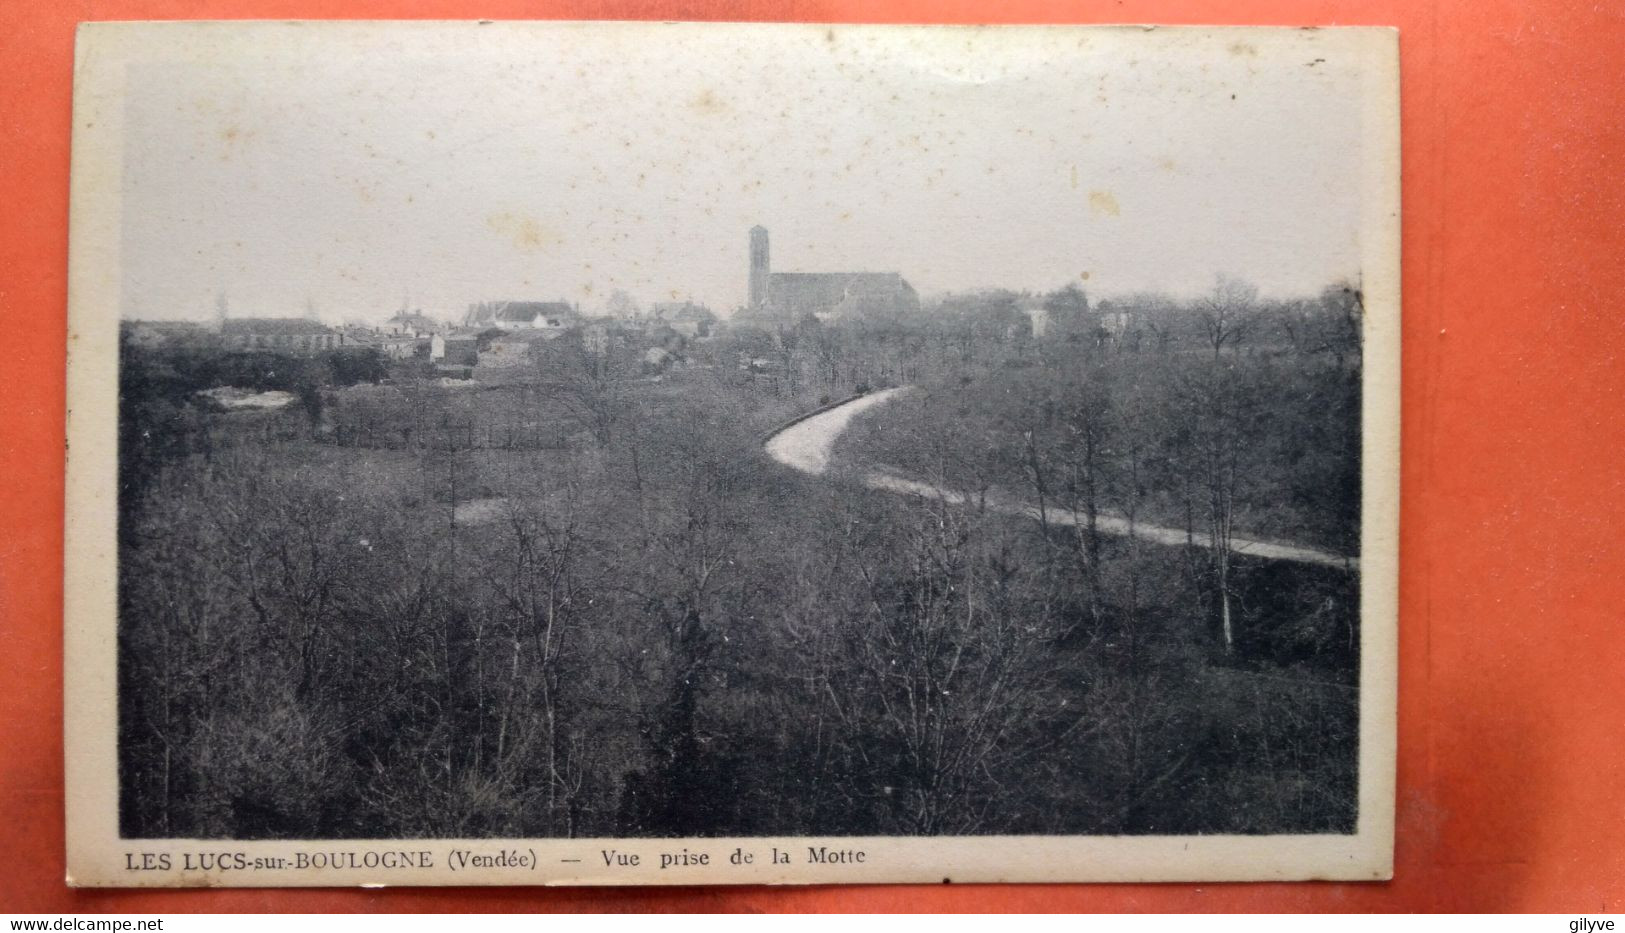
764,389,1357,571
763,388,913,475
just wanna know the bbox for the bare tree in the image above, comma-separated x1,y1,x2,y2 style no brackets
480,500,587,835
1055,370,1115,632
1196,275,1260,359
604,288,641,320
827,503,1057,834
549,338,633,447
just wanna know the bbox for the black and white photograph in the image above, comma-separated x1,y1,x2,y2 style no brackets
65,21,1399,886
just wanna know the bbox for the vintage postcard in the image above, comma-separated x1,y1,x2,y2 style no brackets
65,21,1399,886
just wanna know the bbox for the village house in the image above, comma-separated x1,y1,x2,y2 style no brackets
382,309,448,337
478,330,554,368
1095,300,1140,342
423,333,447,361
374,335,422,359
342,329,445,361
649,301,718,339
1018,297,1050,339
463,300,579,334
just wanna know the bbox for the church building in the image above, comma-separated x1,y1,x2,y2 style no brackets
746,226,919,323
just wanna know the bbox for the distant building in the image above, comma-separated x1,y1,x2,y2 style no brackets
773,271,919,323
650,301,717,338
464,300,578,333
1018,297,1050,339
383,309,447,337
221,318,352,352
748,226,771,311
746,227,919,322
1040,285,1094,342
479,330,554,368
372,335,421,359
1096,300,1138,340
440,337,479,368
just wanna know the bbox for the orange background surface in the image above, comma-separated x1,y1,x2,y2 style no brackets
3,0,1622,914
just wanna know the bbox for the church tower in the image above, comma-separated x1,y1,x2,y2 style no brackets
748,225,770,312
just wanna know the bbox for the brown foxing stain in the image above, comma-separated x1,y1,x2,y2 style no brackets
486,212,559,252
1229,41,1259,57
1088,190,1121,217
218,124,254,160
689,88,728,116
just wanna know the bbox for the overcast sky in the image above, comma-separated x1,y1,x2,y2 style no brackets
119,23,1372,323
